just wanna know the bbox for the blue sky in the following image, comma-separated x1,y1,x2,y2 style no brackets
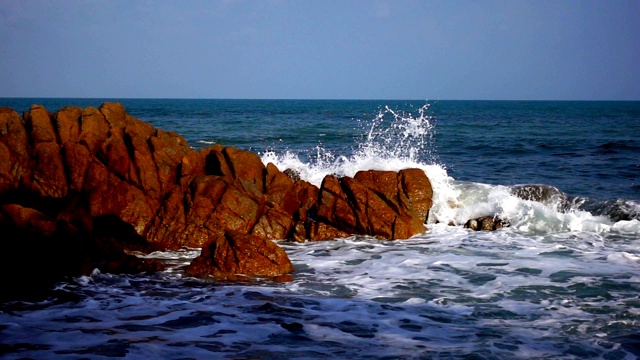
1,0,638,100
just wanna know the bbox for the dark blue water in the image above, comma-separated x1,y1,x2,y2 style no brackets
1,98,639,359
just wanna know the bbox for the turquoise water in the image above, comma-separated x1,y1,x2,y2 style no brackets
1,99,639,359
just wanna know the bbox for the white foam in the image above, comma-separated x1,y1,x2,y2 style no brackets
261,103,447,189
612,219,640,234
607,251,640,265
261,102,623,238
423,179,620,236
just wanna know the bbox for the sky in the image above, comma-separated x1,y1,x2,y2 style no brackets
0,0,638,100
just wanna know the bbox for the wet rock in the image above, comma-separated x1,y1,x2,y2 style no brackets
283,168,300,182
0,103,437,289
464,216,509,231
314,169,432,240
265,163,295,209
316,175,358,233
252,208,294,240
288,222,306,242
185,231,294,281
511,184,571,212
596,199,640,222
308,221,350,241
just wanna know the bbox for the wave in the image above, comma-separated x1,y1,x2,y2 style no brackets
260,102,640,237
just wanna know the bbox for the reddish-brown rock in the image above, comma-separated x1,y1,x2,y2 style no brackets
354,168,433,224
0,204,57,237
78,106,110,154
314,169,432,240
308,221,350,241
316,175,358,233
252,207,294,240
0,102,435,293
0,199,162,301
185,231,294,281
264,162,295,208
63,143,91,191
53,106,82,144
0,108,31,192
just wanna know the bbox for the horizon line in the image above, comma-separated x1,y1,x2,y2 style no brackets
1,96,639,102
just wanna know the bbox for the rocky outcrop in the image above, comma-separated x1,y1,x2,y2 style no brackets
0,103,433,289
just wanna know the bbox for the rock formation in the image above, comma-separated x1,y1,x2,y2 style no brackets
0,103,433,294
464,216,509,231
510,184,572,212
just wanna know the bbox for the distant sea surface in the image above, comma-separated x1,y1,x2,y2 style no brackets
1,98,639,359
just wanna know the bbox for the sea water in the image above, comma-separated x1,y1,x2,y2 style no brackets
0,99,639,359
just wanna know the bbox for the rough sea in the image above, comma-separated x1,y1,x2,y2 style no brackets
1,99,639,359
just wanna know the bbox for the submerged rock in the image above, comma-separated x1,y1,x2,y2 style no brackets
464,216,509,231
511,184,572,212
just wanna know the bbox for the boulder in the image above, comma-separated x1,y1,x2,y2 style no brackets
314,169,432,240
316,175,358,233
510,184,571,212
464,216,509,231
185,231,294,281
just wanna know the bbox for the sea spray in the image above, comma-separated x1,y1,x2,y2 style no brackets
260,102,640,236
261,103,439,182
261,102,461,224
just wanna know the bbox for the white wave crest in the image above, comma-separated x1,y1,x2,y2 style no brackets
261,102,449,187
260,102,630,237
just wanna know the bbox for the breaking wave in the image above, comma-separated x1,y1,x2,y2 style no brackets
261,103,640,237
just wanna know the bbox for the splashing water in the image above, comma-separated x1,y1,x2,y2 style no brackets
356,103,436,164
261,102,639,236
261,102,448,187
260,103,464,226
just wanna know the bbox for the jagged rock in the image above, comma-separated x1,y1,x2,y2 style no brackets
252,207,294,240
464,216,509,231
0,102,436,292
315,169,432,240
511,184,571,212
316,175,358,233
308,221,350,241
185,231,294,281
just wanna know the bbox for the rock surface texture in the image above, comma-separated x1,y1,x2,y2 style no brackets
464,216,509,231
0,103,433,295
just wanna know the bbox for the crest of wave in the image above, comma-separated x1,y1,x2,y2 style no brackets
261,103,459,219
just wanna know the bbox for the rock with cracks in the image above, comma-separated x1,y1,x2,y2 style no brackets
0,103,434,292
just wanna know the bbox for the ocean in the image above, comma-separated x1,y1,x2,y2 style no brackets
0,99,639,359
